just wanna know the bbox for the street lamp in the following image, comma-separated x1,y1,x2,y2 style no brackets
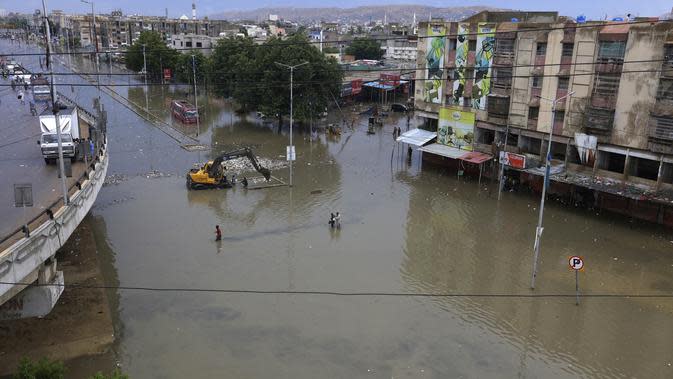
275,61,309,187
530,90,574,289
81,0,100,102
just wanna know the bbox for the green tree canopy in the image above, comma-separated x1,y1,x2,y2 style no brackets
345,37,383,60
210,34,343,123
174,50,210,84
125,31,178,80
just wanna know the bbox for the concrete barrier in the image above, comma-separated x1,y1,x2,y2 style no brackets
0,145,108,319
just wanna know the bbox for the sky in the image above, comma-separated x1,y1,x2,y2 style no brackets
2,0,671,20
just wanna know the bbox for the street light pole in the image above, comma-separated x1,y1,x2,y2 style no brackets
275,61,309,187
41,0,68,205
191,54,200,137
142,44,148,112
530,91,574,289
81,0,100,102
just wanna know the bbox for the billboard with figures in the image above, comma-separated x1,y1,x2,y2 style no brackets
438,107,475,151
473,23,495,109
424,25,446,104
453,24,469,104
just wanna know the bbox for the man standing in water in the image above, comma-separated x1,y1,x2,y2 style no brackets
215,225,222,241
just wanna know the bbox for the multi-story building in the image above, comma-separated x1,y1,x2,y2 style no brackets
56,12,241,49
414,10,673,224
384,37,418,61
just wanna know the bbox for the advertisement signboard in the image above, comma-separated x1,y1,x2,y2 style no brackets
499,151,527,169
424,24,446,104
438,106,475,151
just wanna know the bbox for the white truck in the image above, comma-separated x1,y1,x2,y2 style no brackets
38,106,89,164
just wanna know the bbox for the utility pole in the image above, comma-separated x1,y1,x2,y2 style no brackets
192,54,200,137
81,0,100,102
142,44,148,112
275,61,309,187
530,91,574,289
42,0,68,205
497,123,511,201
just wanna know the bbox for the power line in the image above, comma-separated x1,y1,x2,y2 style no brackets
2,68,671,89
9,56,672,78
0,280,671,299
1,18,671,57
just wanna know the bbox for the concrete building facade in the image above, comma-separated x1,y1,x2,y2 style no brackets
414,11,673,224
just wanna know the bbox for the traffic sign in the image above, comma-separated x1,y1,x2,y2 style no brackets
286,145,296,161
568,256,584,271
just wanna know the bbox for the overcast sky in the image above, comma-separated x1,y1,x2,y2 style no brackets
3,0,671,19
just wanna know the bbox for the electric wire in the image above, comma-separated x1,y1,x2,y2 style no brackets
0,280,671,299
1,18,672,57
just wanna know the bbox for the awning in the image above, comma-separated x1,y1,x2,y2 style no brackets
419,143,493,164
363,80,410,91
396,128,437,146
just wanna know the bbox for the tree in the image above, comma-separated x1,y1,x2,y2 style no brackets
14,357,65,379
254,34,343,123
209,34,342,122
210,36,257,100
345,37,383,60
174,51,210,85
125,31,178,80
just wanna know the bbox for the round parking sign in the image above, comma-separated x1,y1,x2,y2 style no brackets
569,256,584,271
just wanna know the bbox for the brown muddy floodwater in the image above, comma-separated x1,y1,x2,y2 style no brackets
4,41,673,378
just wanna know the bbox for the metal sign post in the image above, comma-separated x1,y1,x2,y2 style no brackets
14,183,33,237
569,256,584,305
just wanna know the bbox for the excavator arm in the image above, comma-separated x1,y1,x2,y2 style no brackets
208,147,271,181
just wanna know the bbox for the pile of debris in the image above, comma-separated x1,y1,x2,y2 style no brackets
219,157,287,175
103,173,128,186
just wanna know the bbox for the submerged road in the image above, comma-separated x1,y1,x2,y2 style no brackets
3,38,673,378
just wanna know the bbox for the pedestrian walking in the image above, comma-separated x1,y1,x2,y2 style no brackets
17,90,24,105
334,212,341,229
328,213,335,228
23,82,28,91
241,176,249,188
89,139,95,157
11,80,16,91
215,225,222,241
29,101,36,116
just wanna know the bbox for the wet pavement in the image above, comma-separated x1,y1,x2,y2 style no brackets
3,39,673,378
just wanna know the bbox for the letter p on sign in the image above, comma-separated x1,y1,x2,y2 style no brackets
569,256,584,271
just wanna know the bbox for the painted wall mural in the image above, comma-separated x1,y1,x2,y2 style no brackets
438,106,475,151
473,23,495,110
452,23,469,105
424,24,446,104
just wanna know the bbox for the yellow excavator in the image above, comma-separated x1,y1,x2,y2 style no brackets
186,147,271,190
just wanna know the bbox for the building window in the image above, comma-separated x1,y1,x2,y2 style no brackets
468,39,477,51
186,41,192,47
593,74,620,96
562,43,574,57
598,41,626,59
532,76,543,88
555,110,565,123
196,42,202,47
558,77,569,90
536,42,547,56
528,106,540,120
463,97,472,107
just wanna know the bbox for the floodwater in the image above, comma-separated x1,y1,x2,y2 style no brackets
3,39,673,378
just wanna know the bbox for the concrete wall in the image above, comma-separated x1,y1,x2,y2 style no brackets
565,27,598,135
537,26,565,134
508,32,534,128
611,24,668,148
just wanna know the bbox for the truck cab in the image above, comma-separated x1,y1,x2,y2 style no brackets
38,106,88,164
39,133,76,163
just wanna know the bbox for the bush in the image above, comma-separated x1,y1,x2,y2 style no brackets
89,370,128,379
14,357,65,379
